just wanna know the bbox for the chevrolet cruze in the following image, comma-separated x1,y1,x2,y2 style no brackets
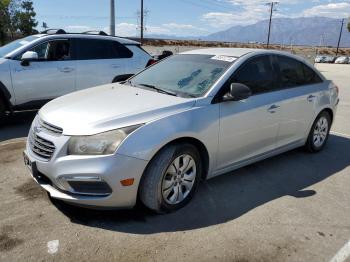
24,48,339,213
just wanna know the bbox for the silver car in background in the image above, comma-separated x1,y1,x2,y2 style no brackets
24,48,339,213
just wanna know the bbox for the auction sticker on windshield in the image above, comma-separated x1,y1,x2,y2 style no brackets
211,55,237,63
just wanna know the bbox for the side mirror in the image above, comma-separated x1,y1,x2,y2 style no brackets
222,83,252,102
21,51,38,66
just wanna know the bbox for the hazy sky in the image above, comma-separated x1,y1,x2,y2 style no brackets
32,0,350,36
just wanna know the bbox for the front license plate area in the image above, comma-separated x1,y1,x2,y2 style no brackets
23,152,39,179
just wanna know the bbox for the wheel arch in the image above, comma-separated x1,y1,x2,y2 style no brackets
142,136,210,182
305,106,334,141
0,81,13,112
321,107,333,124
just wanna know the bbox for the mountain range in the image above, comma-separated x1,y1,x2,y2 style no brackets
149,17,350,47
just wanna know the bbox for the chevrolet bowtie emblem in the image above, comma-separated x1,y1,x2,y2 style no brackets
33,126,42,134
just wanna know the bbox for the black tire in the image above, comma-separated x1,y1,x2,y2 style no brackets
0,97,6,121
305,111,331,153
139,143,202,213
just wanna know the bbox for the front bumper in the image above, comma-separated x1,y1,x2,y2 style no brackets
24,131,149,208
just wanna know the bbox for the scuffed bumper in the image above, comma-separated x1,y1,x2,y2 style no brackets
24,143,149,208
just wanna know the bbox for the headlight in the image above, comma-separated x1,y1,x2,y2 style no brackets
67,125,142,155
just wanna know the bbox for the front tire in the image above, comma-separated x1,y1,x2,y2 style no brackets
139,143,202,213
0,97,7,121
305,111,331,152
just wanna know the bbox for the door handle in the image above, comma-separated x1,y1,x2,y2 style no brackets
111,64,120,68
59,67,74,73
267,104,280,113
307,95,316,102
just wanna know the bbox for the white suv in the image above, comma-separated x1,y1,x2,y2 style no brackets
0,30,152,115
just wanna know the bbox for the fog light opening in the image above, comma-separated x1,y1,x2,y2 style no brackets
58,175,112,196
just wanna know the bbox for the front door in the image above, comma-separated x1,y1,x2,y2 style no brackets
10,39,76,106
217,55,280,171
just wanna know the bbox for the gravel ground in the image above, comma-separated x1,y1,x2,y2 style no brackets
0,63,349,262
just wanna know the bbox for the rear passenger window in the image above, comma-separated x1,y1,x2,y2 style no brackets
303,64,323,85
276,56,322,88
76,39,133,60
232,55,277,95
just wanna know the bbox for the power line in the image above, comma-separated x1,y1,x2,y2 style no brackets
36,15,136,20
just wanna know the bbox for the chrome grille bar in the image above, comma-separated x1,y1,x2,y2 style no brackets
29,131,56,160
39,119,63,135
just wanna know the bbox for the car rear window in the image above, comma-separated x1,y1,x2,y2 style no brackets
75,39,133,60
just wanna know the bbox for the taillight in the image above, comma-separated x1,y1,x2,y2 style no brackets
146,59,157,67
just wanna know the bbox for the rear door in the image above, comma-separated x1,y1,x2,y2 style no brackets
272,55,324,148
74,38,130,90
10,38,76,106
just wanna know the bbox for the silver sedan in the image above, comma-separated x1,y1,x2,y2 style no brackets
24,48,339,213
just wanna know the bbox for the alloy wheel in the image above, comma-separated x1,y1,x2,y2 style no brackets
313,116,329,147
161,154,196,205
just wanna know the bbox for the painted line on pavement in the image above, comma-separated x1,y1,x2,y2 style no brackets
330,131,350,139
330,240,350,262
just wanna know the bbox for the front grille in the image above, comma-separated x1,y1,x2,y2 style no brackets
29,131,56,160
39,119,63,135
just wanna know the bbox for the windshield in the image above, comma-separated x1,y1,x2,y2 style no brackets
0,35,40,58
129,54,235,97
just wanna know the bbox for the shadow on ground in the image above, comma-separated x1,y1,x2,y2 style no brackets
0,111,36,142
52,134,350,234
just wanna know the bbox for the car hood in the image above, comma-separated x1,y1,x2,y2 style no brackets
39,83,196,135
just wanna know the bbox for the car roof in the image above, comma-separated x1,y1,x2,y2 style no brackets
37,33,140,45
180,48,301,59
181,48,259,57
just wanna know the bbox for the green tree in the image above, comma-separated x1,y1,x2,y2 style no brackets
0,2,6,44
0,0,37,44
15,0,37,36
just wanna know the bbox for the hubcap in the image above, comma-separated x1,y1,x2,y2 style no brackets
161,154,196,205
313,116,329,147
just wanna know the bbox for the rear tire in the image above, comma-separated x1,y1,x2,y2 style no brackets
139,143,201,213
305,111,331,153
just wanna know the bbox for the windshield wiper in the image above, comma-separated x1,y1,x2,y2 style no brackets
138,83,177,97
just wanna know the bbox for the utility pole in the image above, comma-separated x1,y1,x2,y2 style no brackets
140,0,144,44
336,18,345,57
110,0,115,36
266,2,278,49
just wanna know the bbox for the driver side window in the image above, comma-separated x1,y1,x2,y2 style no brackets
232,55,278,95
28,40,71,61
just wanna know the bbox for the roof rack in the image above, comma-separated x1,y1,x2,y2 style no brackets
82,30,108,36
41,29,66,34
